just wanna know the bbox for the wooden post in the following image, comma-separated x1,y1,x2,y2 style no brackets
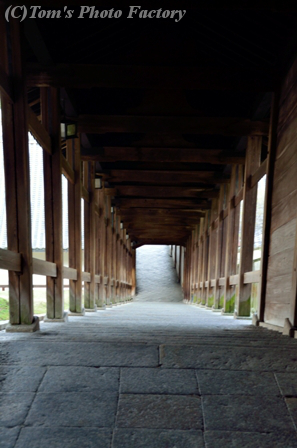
223,166,241,314
67,137,83,314
213,186,225,310
206,199,218,308
236,137,262,317
97,189,105,308
196,218,204,305
2,18,36,329
84,162,96,311
258,92,280,323
104,194,112,307
111,206,117,305
43,87,65,321
131,248,136,297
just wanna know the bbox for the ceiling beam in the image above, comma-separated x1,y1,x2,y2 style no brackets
114,186,219,198
81,147,245,165
114,198,209,209
26,63,277,92
78,115,269,136
106,170,229,184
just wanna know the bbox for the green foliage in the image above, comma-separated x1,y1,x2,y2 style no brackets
219,294,224,308
0,297,9,321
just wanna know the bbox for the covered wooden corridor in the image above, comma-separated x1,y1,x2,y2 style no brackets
1,4,297,334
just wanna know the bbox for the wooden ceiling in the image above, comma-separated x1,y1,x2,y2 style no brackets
23,2,297,246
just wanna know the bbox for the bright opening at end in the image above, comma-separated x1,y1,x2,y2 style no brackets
135,245,183,303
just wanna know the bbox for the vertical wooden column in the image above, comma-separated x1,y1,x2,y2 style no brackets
98,189,106,308
206,200,218,308
196,218,204,305
131,248,136,298
236,137,262,317
67,137,83,314
223,166,240,314
2,18,36,329
43,88,65,321
258,92,280,323
104,194,112,307
201,212,209,306
213,186,225,310
84,162,96,311
94,190,100,306
111,206,117,305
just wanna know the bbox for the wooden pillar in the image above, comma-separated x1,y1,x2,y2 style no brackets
213,186,225,310
97,189,106,308
2,18,36,329
196,218,204,305
201,212,209,306
111,206,117,305
258,93,280,323
94,189,100,306
104,194,112,307
131,248,136,297
236,137,262,317
223,166,241,314
84,162,96,311
42,87,65,321
67,137,83,314
206,200,218,308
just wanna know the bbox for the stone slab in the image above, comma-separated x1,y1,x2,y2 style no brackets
204,430,297,448
0,366,46,393
116,394,202,430
120,367,199,395
276,373,297,396
25,392,118,427
6,317,40,333
39,366,120,393
160,345,297,371
197,370,279,395
0,427,20,448
203,395,294,432
15,427,112,448
112,429,204,448
285,397,297,426
67,309,85,317
5,342,159,367
0,393,35,427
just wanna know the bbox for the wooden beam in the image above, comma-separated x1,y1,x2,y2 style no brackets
115,198,209,209
114,186,219,199
32,258,57,277
81,185,90,202
27,106,52,155
250,159,267,189
63,267,77,280
82,147,245,165
79,115,269,136
106,170,229,185
61,155,75,184
243,270,260,284
0,249,21,272
27,63,276,92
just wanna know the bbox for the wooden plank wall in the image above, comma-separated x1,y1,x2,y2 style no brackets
264,58,297,327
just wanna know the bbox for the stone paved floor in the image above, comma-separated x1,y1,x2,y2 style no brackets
1,302,297,447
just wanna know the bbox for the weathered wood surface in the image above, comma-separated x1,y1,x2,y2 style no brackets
0,249,21,272
243,270,260,284
32,258,57,277
269,219,296,257
82,272,91,282
63,267,77,281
